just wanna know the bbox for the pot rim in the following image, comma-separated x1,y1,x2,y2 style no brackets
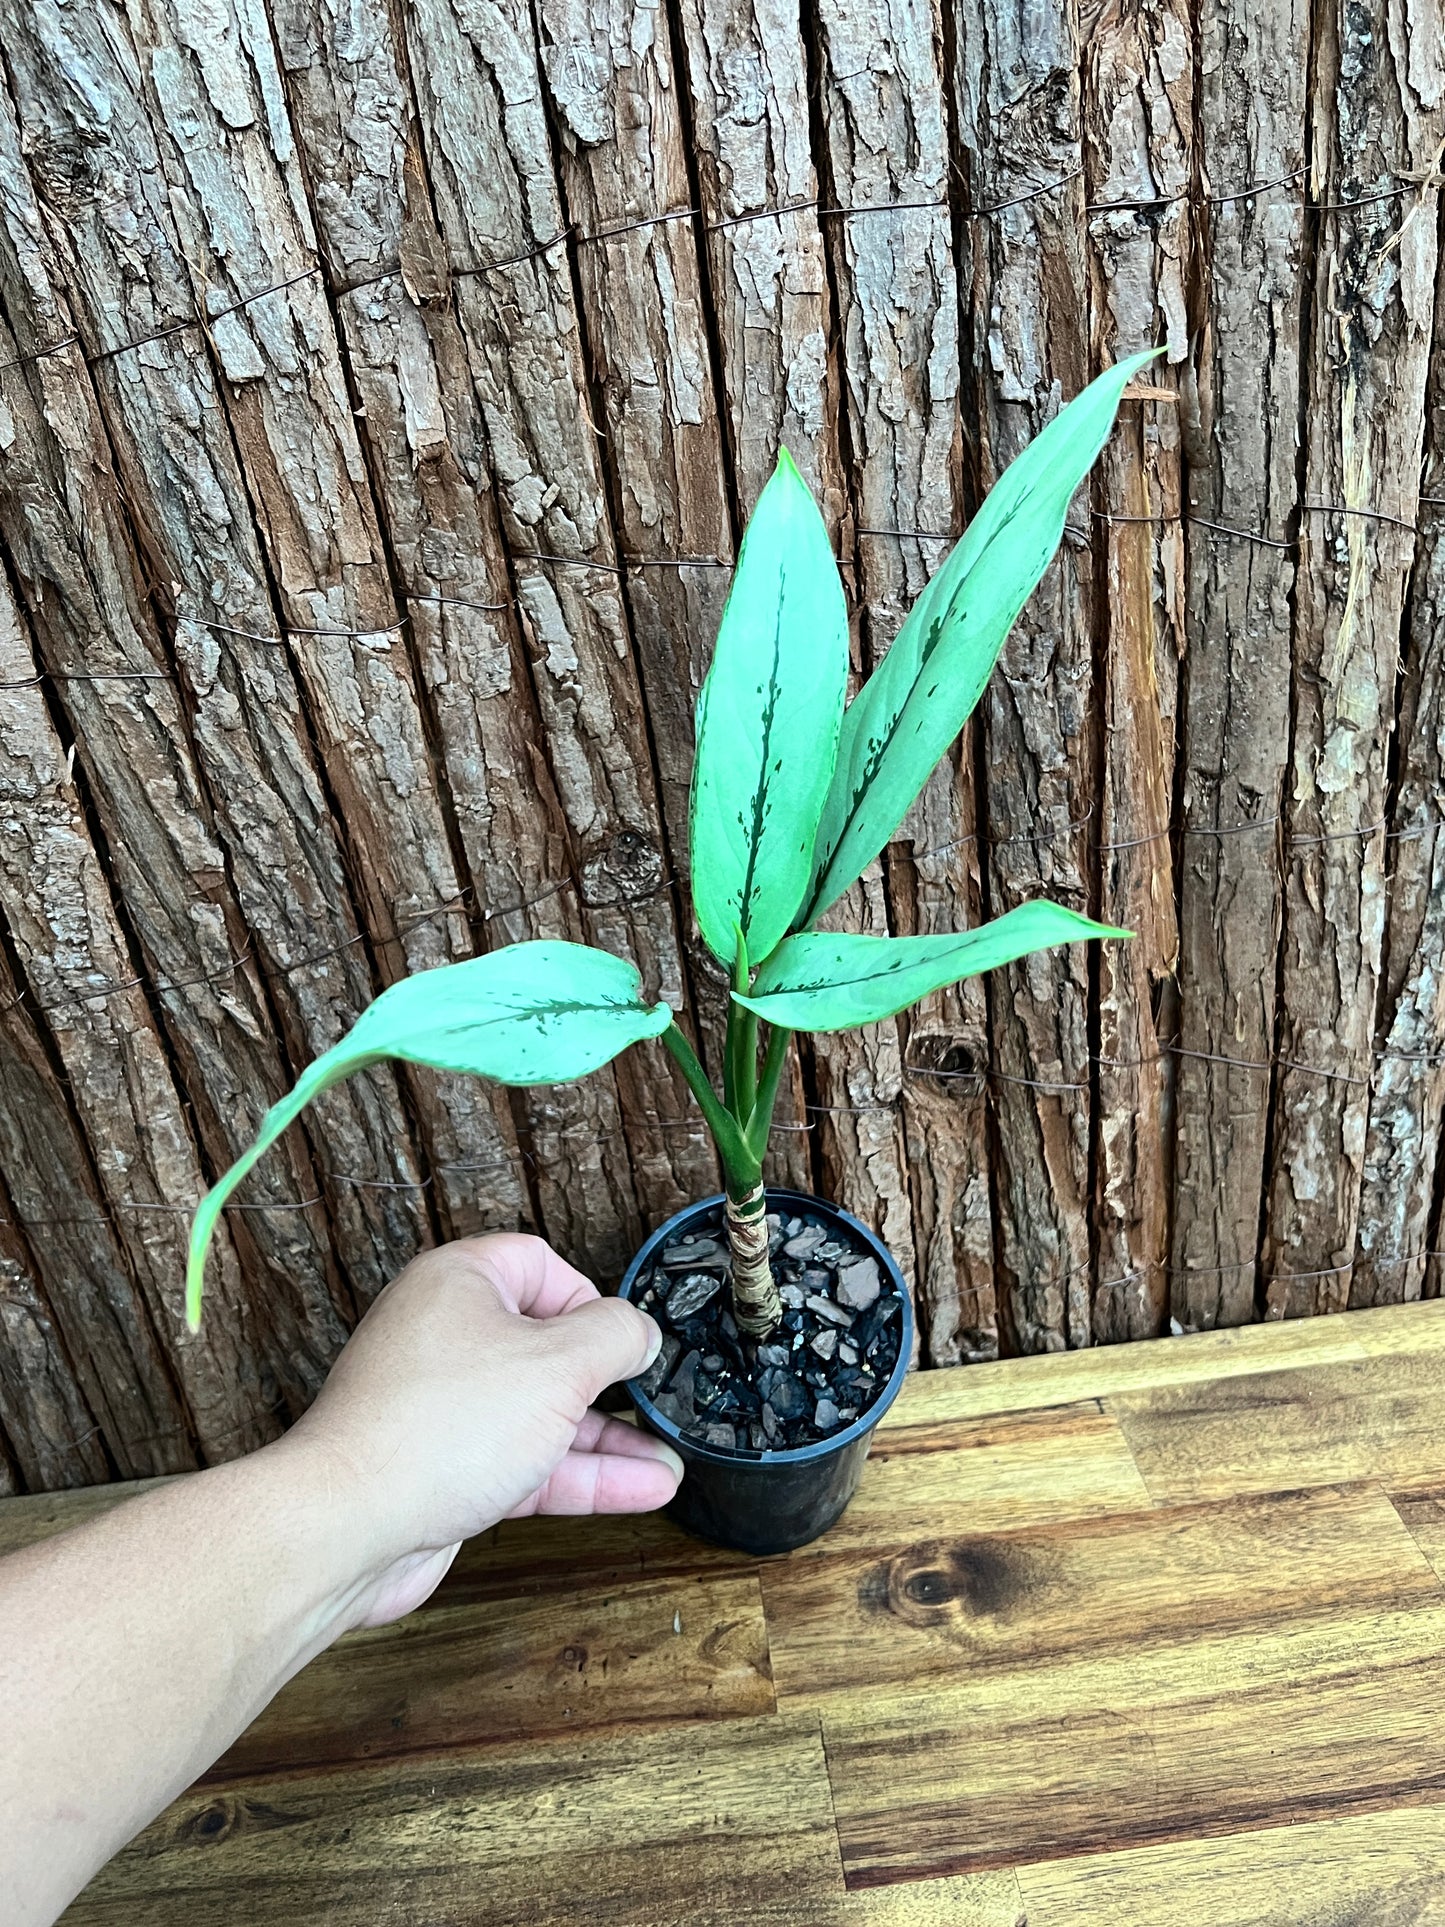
619,1184,914,1468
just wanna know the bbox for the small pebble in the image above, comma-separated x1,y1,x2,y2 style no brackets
767,1371,809,1420
757,1343,791,1369
836,1256,882,1311
666,1272,724,1321
703,1421,737,1449
814,1396,842,1431
839,1341,859,1365
809,1328,838,1361
783,1225,827,1259
779,1283,807,1310
805,1294,854,1328
637,1332,681,1398
661,1236,727,1269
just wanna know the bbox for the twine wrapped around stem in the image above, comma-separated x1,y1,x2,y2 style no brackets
725,1183,781,1336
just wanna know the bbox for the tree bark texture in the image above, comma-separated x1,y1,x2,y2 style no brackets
2,0,1444,1485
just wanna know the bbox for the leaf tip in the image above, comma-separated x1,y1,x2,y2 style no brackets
775,444,803,483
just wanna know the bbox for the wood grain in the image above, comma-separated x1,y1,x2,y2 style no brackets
66,1713,847,1927
1110,1350,1445,1502
210,1572,773,1777
1016,1804,1445,1924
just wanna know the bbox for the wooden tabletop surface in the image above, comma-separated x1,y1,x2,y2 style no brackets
8,1299,1445,1925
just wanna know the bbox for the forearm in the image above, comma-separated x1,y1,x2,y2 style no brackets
0,1436,370,1925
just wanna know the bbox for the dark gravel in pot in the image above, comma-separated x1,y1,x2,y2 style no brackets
633,1203,905,1454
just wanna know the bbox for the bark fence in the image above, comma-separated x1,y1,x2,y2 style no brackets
0,0,1441,1490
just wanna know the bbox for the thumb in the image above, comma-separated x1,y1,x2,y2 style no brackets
547,1295,663,1403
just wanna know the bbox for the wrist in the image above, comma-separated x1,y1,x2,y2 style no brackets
234,1430,393,1653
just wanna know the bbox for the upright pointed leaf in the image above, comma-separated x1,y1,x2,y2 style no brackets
187,942,671,1328
801,351,1160,925
733,904,1128,1031
690,448,849,966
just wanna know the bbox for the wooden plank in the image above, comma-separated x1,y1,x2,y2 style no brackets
1390,1489,1445,1585
843,1871,1024,1926
209,1572,773,1778
762,1482,1438,1706
1015,1803,1445,1925
1110,1349,1445,1502
824,1593,1445,1881
884,1299,1430,1425
1169,0,1309,1331
1083,3,1191,1342
65,1712,847,1927
1262,0,1445,1308
1353,261,1445,1305
263,0,643,1277
950,0,1096,1354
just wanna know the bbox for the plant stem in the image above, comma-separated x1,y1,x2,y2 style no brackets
725,933,756,1123
661,1021,779,1338
661,1022,760,1194
746,1023,792,1162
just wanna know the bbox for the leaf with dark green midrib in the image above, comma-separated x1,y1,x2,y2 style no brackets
689,448,849,965
801,351,1160,927
186,942,672,1328
732,904,1130,1032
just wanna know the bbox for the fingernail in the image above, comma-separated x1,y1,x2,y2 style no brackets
647,1436,685,1482
639,1311,663,1371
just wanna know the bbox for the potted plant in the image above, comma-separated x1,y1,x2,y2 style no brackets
187,350,1154,1554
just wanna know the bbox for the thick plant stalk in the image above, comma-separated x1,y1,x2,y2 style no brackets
725,1186,781,1338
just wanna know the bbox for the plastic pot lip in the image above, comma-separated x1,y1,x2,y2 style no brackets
619,1185,914,1469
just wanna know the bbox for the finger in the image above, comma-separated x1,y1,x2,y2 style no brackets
510,1446,682,1517
571,1409,684,1470
546,1296,662,1402
464,1233,600,1320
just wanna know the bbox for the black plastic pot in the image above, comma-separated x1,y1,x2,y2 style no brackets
619,1186,913,1555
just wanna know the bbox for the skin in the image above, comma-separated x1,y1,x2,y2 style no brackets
0,1234,681,1926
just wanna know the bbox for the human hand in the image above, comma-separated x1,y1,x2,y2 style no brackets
275,1234,682,1628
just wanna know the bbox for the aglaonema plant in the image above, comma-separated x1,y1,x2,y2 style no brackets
187,351,1155,1338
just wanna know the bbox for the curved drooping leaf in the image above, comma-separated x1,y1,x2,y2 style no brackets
732,903,1128,1032
690,447,849,967
187,943,671,1328
800,350,1160,926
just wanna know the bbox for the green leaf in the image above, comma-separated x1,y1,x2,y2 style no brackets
690,447,849,966
801,351,1160,925
187,943,671,1329
732,903,1128,1032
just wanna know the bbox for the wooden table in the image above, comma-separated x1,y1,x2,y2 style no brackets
7,1300,1445,1924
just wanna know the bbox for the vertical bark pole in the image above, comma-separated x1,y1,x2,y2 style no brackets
670,0,838,1190
262,0,642,1278
1083,0,1190,1342
0,959,193,1482
1263,0,1445,1313
3,0,530,1250
951,0,1096,1351
1353,254,1445,1304
531,0,750,1163
0,585,305,1459
808,0,981,1351
672,0,848,526
1170,0,1310,1329
400,0,721,1232
0,1168,109,1493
